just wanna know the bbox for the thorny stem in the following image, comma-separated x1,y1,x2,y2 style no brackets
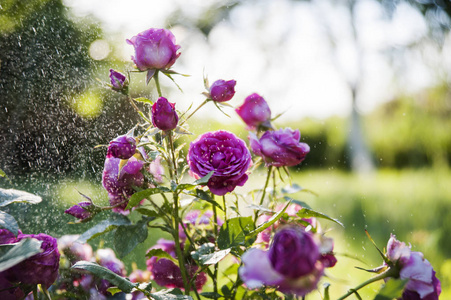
253,166,273,224
336,268,397,300
212,196,219,297
154,70,163,97
180,99,209,126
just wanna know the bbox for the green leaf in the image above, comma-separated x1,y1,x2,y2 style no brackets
0,169,10,183
0,211,19,236
0,238,43,272
200,292,223,299
126,187,171,210
247,204,274,213
323,283,330,300
296,208,344,228
374,279,408,300
135,208,160,218
247,201,291,239
217,217,255,250
77,215,131,243
191,243,215,262
195,171,215,185
134,97,154,105
150,289,193,300
174,126,193,135
199,248,231,265
0,188,42,207
146,248,179,266
72,261,137,293
106,287,122,296
114,218,149,258
188,189,222,210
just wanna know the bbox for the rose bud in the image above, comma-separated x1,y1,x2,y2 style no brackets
249,128,310,167
151,97,179,131
5,233,60,288
109,69,128,92
235,93,272,130
239,226,329,297
187,130,252,196
126,28,181,71
64,202,93,221
209,79,236,102
107,135,137,159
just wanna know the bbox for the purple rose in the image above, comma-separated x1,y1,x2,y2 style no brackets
64,202,93,221
102,155,145,214
146,239,207,291
107,135,137,159
384,235,441,299
151,97,179,131
249,128,310,167
109,69,128,91
235,93,271,130
209,79,236,102
5,233,60,288
0,229,18,245
187,130,252,196
240,226,335,297
126,28,181,71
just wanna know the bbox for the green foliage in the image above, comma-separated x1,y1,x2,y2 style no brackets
0,188,42,207
72,261,137,293
373,279,408,300
77,214,131,243
113,218,149,258
0,211,19,236
217,216,255,250
0,238,43,272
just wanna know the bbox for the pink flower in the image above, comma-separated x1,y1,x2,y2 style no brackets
235,93,271,130
188,130,252,196
249,128,310,167
127,28,180,71
385,235,441,299
209,79,236,102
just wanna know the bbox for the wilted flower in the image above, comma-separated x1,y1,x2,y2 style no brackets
249,128,310,167
126,28,180,71
146,239,207,291
384,235,441,300
240,226,336,297
235,93,271,130
107,135,136,159
151,97,179,131
5,233,60,288
209,79,236,102
109,69,128,92
64,202,93,221
187,130,252,196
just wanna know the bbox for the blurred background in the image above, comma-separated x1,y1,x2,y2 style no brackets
1,0,451,298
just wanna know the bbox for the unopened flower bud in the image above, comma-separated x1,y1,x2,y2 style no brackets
107,135,136,159
235,93,271,130
109,69,128,92
64,202,93,221
151,97,179,131
209,79,236,102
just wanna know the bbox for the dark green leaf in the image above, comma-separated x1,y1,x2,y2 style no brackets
0,188,42,207
374,279,408,300
72,261,136,293
200,292,223,299
0,211,18,236
135,208,160,218
191,243,215,262
114,219,149,258
127,187,171,210
146,248,179,265
247,201,291,239
0,238,42,272
77,215,131,243
296,208,344,227
217,217,255,250
150,289,193,300
194,171,214,185
188,189,222,210
134,97,154,105
171,181,178,191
